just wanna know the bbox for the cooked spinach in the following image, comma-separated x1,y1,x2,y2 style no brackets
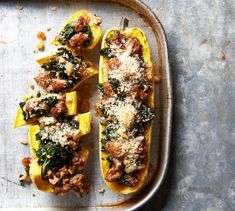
106,154,114,168
108,78,120,90
42,60,67,78
137,103,155,123
118,173,137,187
97,83,104,92
100,48,111,58
19,101,30,121
69,119,79,129
57,47,77,64
44,96,58,107
37,140,74,178
58,24,76,43
82,25,93,47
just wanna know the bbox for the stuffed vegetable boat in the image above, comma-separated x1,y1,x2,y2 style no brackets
14,91,77,128
97,24,155,194
51,10,102,52
35,47,98,93
28,112,91,196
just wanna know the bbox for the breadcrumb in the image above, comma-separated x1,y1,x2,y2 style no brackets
37,39,45,50
47,27,52,32
99,187,105,193
20,139,28,145
37,31,46,40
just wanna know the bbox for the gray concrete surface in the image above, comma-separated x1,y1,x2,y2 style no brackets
142,0,235,210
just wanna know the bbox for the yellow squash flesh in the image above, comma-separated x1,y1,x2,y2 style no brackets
99,27,154,194
28,112,91,193
13,91,77,128
51,10,102,51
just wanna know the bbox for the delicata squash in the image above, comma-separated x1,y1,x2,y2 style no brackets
97,25,155,194
35,47,98,93
28,112,91,196
51,10,102,52
14,91,77,128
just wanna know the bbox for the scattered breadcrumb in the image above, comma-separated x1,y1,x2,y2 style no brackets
154,75,161,84
32,193,36,197
220,51,226,61
37,31,46,40
30,84,35,90
47,27,52,32
49,5,57,11
33,49,38,53
20,139,28,145
37,39,45,50
200,39,207,45
16,3,24,10
19,174,31,182
99,187,105,193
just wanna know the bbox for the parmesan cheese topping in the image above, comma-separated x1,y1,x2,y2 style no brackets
42,123,80,147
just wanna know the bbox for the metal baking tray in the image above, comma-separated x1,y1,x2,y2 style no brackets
0,0,172,210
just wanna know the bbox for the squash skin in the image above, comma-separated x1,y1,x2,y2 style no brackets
28,112,91,193
51,10,102,51
13,91,78,128
99,27,154,194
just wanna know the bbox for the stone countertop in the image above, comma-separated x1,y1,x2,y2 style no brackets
142,0,234,210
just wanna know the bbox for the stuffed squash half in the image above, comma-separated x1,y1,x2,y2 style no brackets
51,10,102,52
97,26,155,194
14,91,77,128
34,47,98,93
28,112,91,196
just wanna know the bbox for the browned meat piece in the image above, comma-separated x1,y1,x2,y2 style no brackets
71,17,86,32
70,174,90,197
103,83,113,96
71,153,88,172
34,74,51,90
54,183,72,195
50,95,67,117
108,57,121,70
109,31,123,46
51,78,67,92
129,38,142,55
34,74,67,92
68,32,89,51
131,84,148,101
106,141,123,158
125,174,139,187
105,158,123,182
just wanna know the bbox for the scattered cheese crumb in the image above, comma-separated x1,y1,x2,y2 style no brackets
220,51,226,61
99,187,105,193
20,139,28,145
37,31,46,40
37,39,45,51
49,6,57,11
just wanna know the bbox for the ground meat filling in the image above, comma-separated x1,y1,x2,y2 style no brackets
34,47,91,93
98,30,155,187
